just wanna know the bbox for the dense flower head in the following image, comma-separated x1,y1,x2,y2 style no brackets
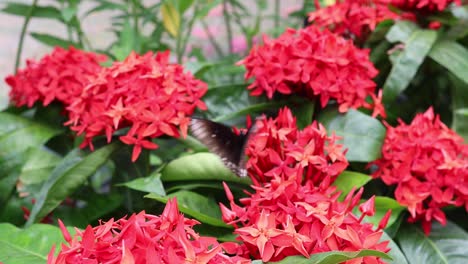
5,46,106,108
48,198,250,264
382,0,461,12
239,26,385,117
245,107,349,186
220,108,390,263
308,0,402,40
66,51,208,161
371,107,468,234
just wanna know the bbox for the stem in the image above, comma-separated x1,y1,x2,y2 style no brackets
274,0,280,36
178,2,200,62
223,0,233,53
201,20,224,57
14,0,38,73
131,0,140,36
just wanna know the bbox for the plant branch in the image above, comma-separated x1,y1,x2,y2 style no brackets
14,0,39,73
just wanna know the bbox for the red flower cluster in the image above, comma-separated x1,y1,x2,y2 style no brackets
371,108,468,234
221,108,391,263
383,0,461,12
66,51,207,161
48,198,249,264
6,47,106,107
239,26,385,118
245,107,348,186
308,0,401,40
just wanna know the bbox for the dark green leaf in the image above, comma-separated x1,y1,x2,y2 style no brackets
450,74,468,141
397,221,468,264
318,109,386,162
30,32,79,49
333,171,371,200
2,3,61,20
269,249,391,264
383,30,438,103
25,144,119,226
381,231,409,264
429,41,468,84
161,152,251,185
119,171,166,196
146,190,230,228
0,223,70,263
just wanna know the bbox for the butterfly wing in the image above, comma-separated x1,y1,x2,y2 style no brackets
190,118,248,177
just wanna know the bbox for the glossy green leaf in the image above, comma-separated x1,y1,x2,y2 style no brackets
381,231,409,264
360,197,406,229
333,171,371,199
383,29,438,103
30,32,79,49
2,3,61,20
318,109,386,162
19,148,61,185
161,152,251,185
450,74,468,141
25,144,119,226
119,171,166,196
161,2,180,37
268,249,391,264
385,21,419,43
0,223,69,263
429,41,468,84
397,221,468,264
146,190,230,228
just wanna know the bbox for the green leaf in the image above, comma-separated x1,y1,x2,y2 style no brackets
161,152,251,185
333,171,371,199
19,148,61,185
318,109,386,162
110,20,135,60
184,61,213,78
161,2,180,37
176,0,194,13
0,223,69,263
381,231,409,264
2,3,62,20
146,190,230,228
396,221,468,264
269,249,391,264
118,171,166,196
25,144,119,226
450,75,468,141
30,32,79,49
361,197,406,229
429,41,468,84
383,29,438,103
61,6,77,23
385,21,419,43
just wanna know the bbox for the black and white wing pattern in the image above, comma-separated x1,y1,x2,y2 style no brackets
190,118,256,177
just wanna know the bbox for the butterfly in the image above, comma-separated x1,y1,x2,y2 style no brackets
189,118,259,177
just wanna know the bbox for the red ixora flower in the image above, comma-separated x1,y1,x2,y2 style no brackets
371,107,468,234
220,108,391,263
308,0,402,41
66,51,207,161
381,0,461,12
48,198,250,264
239,26,385,118
5,46,106,108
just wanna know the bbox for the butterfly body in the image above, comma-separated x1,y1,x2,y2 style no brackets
190,118,256,177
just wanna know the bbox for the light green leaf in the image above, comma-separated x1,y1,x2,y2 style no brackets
429,40,468,84
161,152,251,185
146,190,230,228
333,171,371,199
119,171,166,196
385,21,419,43
30,32,79,49
2,3,61,20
